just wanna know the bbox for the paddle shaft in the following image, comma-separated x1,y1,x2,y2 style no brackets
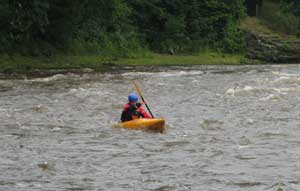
133,81,155,118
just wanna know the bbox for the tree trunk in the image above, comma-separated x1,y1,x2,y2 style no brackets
245,0,257,16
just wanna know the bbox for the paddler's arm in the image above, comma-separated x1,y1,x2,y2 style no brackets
138,106,152,119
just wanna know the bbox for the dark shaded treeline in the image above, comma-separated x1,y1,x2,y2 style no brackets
257,0,300,35
0,0,299,58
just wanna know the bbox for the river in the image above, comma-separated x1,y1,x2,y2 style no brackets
0,65,300,191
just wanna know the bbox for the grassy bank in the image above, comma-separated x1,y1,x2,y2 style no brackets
0,51,254,74
0,55,109,72
118,52,248,66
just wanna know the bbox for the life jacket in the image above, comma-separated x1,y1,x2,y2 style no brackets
121,103,138,122
131,110,142,120
120,102,151,122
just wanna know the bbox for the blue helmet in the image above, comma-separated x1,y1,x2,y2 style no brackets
128,93,138,102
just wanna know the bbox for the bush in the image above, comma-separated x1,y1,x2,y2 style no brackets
258,0,300,35
222,18,246,53
69,32,148,59
0,0,247,56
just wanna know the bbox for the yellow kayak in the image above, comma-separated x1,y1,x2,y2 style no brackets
118,118,165,133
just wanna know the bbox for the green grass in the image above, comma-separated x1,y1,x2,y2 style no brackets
0,55,110,73
117,52,247,66
0,51,253,74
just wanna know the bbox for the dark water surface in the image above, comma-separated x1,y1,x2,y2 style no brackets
0,65,300,191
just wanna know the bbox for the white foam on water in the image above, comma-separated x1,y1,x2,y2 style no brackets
244,86,254,91
158,70,204,77
259,94,281,101
51,127,61,131
27,74,68,82
26,73,83,82
274,76,292,82
238,145,252,149
16,183,26,188
121,72,155,77
225,88,236,96
271,71,299,77
273,76,300,85
274,87,300,94
225,86,257,96
226,85,300,97
121,70,204,78
246,118,254,124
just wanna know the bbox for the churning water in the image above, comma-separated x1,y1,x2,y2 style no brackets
0,65,300,191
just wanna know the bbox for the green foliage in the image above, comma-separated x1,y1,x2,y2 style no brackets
129,0,246,53
280,0,300,16
258,0,300,35
4,1,53,55
222,18,246,53
280,0,300,35
0,0,247,57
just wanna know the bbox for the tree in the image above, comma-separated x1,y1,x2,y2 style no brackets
0,0,248,55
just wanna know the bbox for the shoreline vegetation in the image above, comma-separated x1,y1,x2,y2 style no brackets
1,16,299,77
0,0,299,76
0,51,259,76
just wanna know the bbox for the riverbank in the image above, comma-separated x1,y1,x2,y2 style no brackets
117,52,249,66
2,17,299,78
241,17,300,63
0,51,256,78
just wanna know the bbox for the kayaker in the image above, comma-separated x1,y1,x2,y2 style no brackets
121,93,152,122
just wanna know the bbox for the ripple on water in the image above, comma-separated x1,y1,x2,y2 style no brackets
238,136,252,146
27,73,81,82
264,182,300,191
235,155,257,160
273,76,300,85
200,120,224,130
151,185,176,191
259,94,281,101
229,181,263,188
163,141,190,148
257,132,289,139
0,80,14,92
225,86,283,97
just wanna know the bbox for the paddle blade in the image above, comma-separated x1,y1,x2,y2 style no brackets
133,81,143,98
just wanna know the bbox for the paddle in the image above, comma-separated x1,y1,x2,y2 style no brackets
132,81,155,118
